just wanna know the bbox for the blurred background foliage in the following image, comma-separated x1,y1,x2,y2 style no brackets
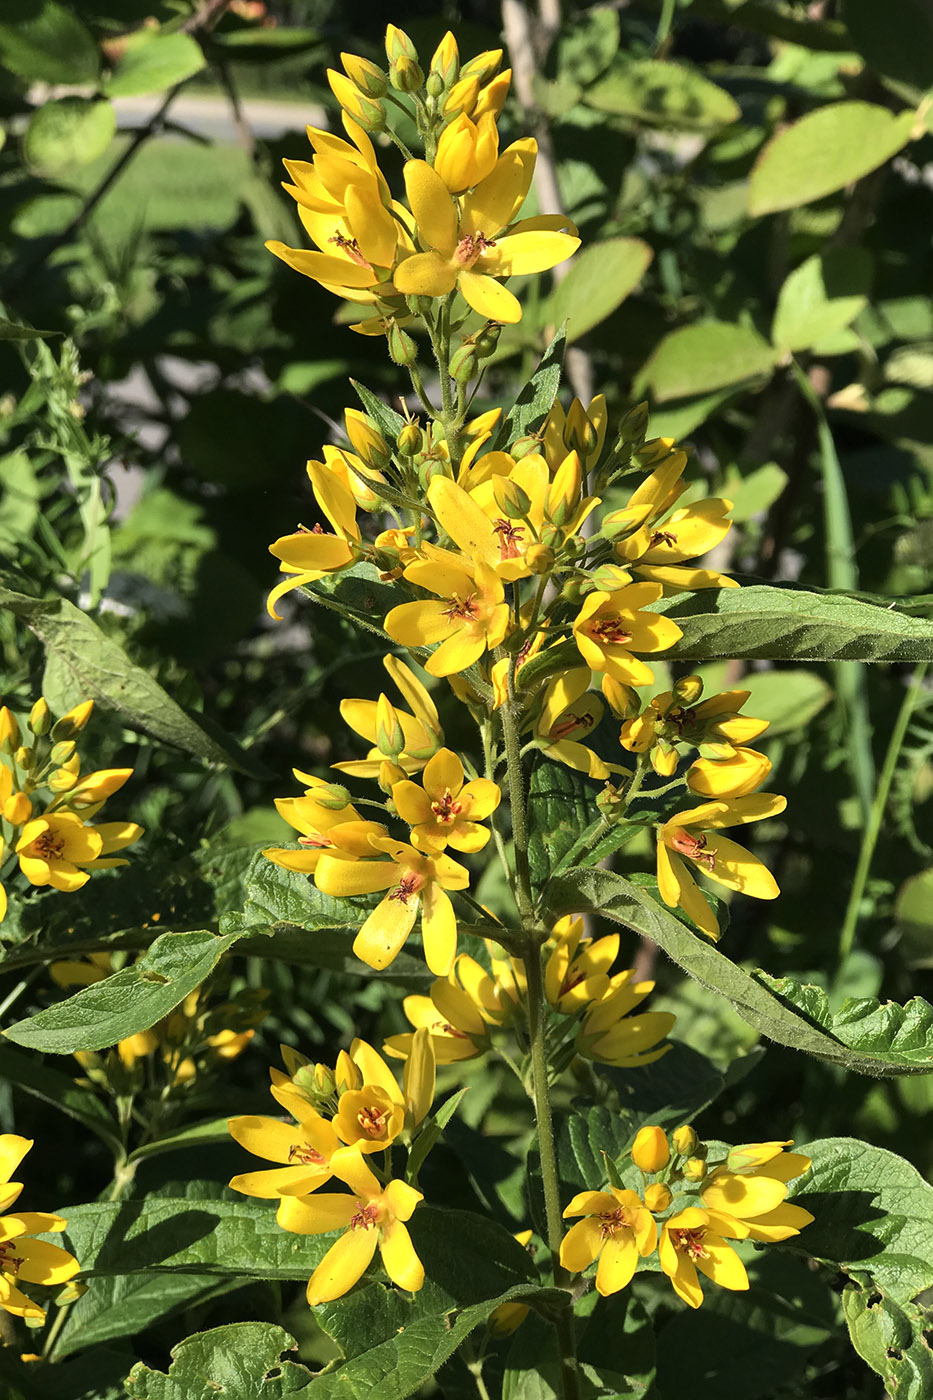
2,0,933,1394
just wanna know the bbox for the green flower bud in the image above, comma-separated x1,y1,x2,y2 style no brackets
391,54,424,93
448,343,478,384
617,401,649,446
0,706,20,753
14,745,34,770
387,320,418,367
51,699,94,740
28,697,51,735
50,740,77,765
672,1125,699,1156
491,476,532,519
473,324,501,359
426,71,445,99
312,783,353,811
672,676,703,705
683,1156,707,1183
510,435,541,460
397,421,423,457
525,543,555,575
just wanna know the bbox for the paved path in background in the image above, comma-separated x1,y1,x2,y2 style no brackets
112,92,326,141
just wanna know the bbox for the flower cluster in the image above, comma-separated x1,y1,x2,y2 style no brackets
227,1034,435,1305
0,698,142,923
0,1136,80,1323
384,913,675,1071
560,1125,813,1308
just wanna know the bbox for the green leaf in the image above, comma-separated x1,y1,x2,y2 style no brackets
586,57,740,130
0,1044,122,1154
125,1323,312,1398
543,238,653,343
556,6,619,86
23,98,116,178
103,30,206,98
128,1116,240,1164
527,760,595,890
842,1283,933,1400
843,0,933,94
638,322,776,401
548,867,933,1075
0,319,61,341
56,1270,240,1363
721,462,788,523
489,325,566,452
748,101,916,216
656,584,933,663
715,667,832,735
772,250,870,354
0,0,99,83
755,973,933,1073
5,927,250,1053
0,587,267,777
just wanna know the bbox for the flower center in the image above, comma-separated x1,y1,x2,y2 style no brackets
288,1143,325,1165
33,830,66,859
668,827,716,872
598,1207,630,1239
329,231,372,269
389,871,424,904
441,593,479,622
440,1020,469,1038
0,1244,25,1275
672,1226,708,1260
431,788,462,824
559,967,585,998
358,1104,389,1136
298,830,333,849
589,618,632,646
493,519,524,560
548,709,594,741
649,529,678,548
349,1202,380,1231
454,231,496,269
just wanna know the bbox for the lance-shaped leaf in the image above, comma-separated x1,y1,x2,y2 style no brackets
655,584,933,662
548,867,933,1076
489,324,566,452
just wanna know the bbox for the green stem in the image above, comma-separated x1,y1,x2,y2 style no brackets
500,681,534,923
406,360,435,415
524,942,581,1400
838,663,928,961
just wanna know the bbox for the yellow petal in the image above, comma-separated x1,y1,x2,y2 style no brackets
421,884,457,975
694,1235,749,1292
460,138,537,238
482,231,580,277
354,890,419,969
0,1136,32,1186
402,160,458,254
266,242,377,288
705,834,780,899
595,1234,638,1296
307,1226,378,1305
394,250,458,297
458,270,522,323
15,1237,80,1286
428,476,499,566
380,1218,425,1291
559,1217,603,1272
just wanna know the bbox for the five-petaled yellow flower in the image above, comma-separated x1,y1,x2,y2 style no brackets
560,1187,657,1296
658,1206,749,1309
0,1136,80,1322
385,546,510,678
392,747,500,852
278,1148,424,1306
572,585,683,687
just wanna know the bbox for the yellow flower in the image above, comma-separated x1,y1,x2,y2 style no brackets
560,1187,657,1296
392,747,500,852
572,584,683,686
228,1111,343,1199
394,151,579,323
15,813,101,891
543,915,617,1011
435,111,499,193
267,460,361,619
277,1149,424,1305
336,656,444,781
656,794,786,941
621,682,771,795
533,671,611,781
263,773,374,875
331,1039,410,1154
0,1136,80,1322
543,394,608,472
659,1206,749,1309
701,1143,813,1243
576,970,676,1068
385,546,510,677
314,836,469,974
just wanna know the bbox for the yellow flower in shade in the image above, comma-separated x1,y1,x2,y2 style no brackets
277,1149,424,1306
576,971,676,1068
488,1229,533,1335
267,461,361,619
544,915,618,1012
560,1188,657,1296
434,111,499,193
384,952,514,1064
572,585,683,687
228,1111,343,1199
656,794,787,941
606,453,737,593
332,1038,407,1154
533,671,611,781
314,837,469,974
658,1207,749,1309
52,766,131,815
385,546,510,678
336,656,444,781
263,773,374,876
394,151,579,323
392,747,500,853
0,1136,80,1322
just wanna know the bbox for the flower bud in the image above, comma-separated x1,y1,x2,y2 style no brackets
588,565,634,593
48,766,79,792
596,782,623,814
0,706,20,752
312,783,353,812
391,53,423,93
491,476,532,519
387,320,418,367
405,293,434,318
345,409,390,469
385,22,418,64
444,73,480,118
617,401,649,447
460,48,502,86
397,421,423,457
473,323,501,359
672,675,703,706
672,1125,699,1156
448,343,477,384
474,70,511,120
425,72,444,101
563,399,599,456
430,31,459,87
602,675,641,719
50,740,77,765
510,434,542,460
2,791,31,825
631,1125,670,1173
652,743,678,778
14,745,34,770
637,436,677,468
683,1157,707,1183
525,543,555,575
341,52,388,98
376,694,405,760
644,1182,673,1212
327,70,385,130
28,698,51,736
50,699,93,740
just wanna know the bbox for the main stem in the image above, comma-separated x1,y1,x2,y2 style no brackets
500,688,580,1400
